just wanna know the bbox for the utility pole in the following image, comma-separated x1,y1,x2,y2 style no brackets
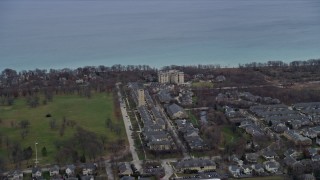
35,142,39,167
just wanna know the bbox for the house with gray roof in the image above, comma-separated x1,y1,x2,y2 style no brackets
158,90,172,103
82,163,96,176
228,165,241,177
65,164,76,177
263,160,280,173
261,150,277,160
251,164,264,174
310,126,320,135
32,167,42,178
166,103,187,119
284,156,298,167
284,130,312,146
312,154,320,162
174,158,216,173
184,135,205,150
7,170,23,180
284,148,301,159
49,165,60,177
245,153,259,163
118,162,133,176
242,165,252,175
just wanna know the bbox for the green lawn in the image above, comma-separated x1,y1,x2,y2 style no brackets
221,126,238,145
188,111,199,127
0,93,126,164
191,81,214,88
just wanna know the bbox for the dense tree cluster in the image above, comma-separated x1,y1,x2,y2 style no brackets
0,65,156,107
53,126,122,164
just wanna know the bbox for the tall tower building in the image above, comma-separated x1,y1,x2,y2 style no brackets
158,70,184,84
137,88,145,107
178,72,184,84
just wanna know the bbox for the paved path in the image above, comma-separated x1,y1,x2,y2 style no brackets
161,159,176,180
115,83,142,171
105,161,114,180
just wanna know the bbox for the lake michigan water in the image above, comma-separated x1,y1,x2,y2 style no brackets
1,0,320,71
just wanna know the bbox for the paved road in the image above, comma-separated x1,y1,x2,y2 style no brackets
161,159,176,180
116,83,142,171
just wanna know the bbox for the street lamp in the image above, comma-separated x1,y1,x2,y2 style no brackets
34,142,39,167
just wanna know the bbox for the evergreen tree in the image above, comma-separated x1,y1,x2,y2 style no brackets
41,146,47,157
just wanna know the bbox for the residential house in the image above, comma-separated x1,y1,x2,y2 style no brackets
302,128,317,139
118,162,133,176
143,167,165,177
224,106,236,118
66,164,76,177
166,103,187,119
307,148,318,157
297,174,316,180
283,130,312,146
184,135,205,150
245,153,259,163
263,161,280,173
215,75,226,82
312,154,320,162
174,158,216,172
316,138,320,146
251,164,264,175
49,165,60,177
175,119,205,150
311,126,320,136
148,140,173,151
242,165,252,175
228,165,241,177
158,90,172,104
230,155,243,166
7,170,23,180
261,150,277,160
32,167,42,178
284,148,301,159
82,163,96,176
284,156,299,167
244,124,265,137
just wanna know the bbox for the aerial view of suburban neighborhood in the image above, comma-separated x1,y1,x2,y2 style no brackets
1,60,320,180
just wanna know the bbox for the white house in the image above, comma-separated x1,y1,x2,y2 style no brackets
32,167,42,178
66,164,76,176
263,161,280,173
228,165,241,177
7,170,23,180
82,163,96,176
49,165,60,177
242,165,252,175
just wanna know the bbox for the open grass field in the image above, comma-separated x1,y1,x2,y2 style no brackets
191,81,214,88
0,93,126,164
